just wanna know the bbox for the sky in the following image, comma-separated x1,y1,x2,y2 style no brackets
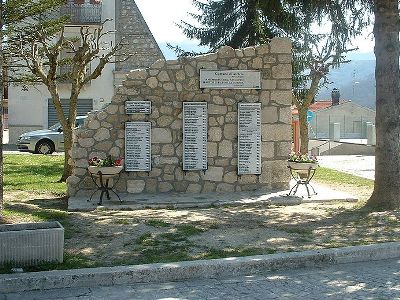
135,0,375,60
135,0,205,59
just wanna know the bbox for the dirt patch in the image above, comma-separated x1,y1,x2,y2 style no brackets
1,184,399,269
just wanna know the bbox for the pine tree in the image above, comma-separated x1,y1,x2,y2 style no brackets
180,0,306,50
181,0,359,154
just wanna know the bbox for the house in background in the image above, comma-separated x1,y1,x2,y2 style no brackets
292,89,376,152
308,100,375,140
8,0,164,144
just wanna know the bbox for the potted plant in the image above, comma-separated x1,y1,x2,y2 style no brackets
287,153,318,197
88,155,123,178
287,152,318,171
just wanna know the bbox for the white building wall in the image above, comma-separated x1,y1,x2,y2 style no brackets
309,102,376,139
8,0,116,143
8,0,164,144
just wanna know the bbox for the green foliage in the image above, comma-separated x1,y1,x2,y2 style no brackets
3,154,66,195
2,0,66,61
180,0,365,105
2,0,65,24
180,0,306,50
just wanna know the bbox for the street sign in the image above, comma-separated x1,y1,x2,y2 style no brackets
307,110,314,122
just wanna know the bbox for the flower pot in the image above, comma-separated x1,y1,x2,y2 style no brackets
287,161,318,170
88,166,123,178
0,222,64,266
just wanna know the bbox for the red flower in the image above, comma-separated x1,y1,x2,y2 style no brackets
114,158,122,166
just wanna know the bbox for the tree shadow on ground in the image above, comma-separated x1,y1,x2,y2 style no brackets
2,192,399,274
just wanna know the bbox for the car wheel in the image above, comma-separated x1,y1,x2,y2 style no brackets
35,140,54,155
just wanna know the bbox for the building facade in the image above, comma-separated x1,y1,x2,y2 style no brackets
8,0,164,143
309,101,376,139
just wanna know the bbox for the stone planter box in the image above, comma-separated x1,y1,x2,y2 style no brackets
0,221,64,266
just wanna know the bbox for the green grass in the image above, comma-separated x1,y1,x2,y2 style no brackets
315,167,374,188
135,233,153,245
114,218,130,225
0,153,389,272
4,154,66,195
201,247,276,259
134,244,191,264
123,225,208,265
176,224,205,235
2,205,68,222
0,253,98,274
145,219,171,228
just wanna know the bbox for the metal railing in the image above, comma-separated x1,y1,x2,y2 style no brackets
309,114,375,140
60,2,102,25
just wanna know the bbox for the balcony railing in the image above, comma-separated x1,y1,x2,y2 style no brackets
61,2,102,25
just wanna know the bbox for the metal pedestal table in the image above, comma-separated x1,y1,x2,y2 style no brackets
287,165,317,198
88,171,122,205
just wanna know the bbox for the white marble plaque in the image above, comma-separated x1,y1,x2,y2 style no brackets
200,70,261,89
238,103,262,175
125,122,151,172
183,102,208,171
125,101,151,114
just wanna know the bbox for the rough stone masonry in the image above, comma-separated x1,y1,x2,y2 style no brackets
67,39,293,198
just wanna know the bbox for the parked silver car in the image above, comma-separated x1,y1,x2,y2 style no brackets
17,116,87,154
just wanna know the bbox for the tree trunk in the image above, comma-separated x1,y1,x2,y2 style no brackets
298,107,309,154
59,89,79,183
295,75,322,154
0,1,4,212
60,125,73,182
367,0,400,209
46,82,72,183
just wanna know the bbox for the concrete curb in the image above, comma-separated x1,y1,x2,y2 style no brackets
0,242,399,293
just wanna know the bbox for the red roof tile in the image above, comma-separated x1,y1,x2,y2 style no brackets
292,101,333,115
308,101,332,111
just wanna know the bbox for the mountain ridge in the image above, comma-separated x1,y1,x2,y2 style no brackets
316,58,376,109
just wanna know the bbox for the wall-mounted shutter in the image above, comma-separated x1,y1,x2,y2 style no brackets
48,99,93,127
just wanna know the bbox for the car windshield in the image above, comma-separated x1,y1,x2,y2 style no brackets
49,122,61,131
48,118,86,131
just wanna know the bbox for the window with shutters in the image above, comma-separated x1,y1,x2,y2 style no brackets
47,99,93,127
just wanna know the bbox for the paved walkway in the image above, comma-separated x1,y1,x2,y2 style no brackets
69,181,358,210
4,258,399,300
318,155,375,180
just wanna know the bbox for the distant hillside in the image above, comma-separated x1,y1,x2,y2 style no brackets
316,60,376,109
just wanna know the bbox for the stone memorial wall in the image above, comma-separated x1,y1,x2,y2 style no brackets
67,39,293,197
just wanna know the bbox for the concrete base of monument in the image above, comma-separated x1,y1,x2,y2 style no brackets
68,181,358,211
